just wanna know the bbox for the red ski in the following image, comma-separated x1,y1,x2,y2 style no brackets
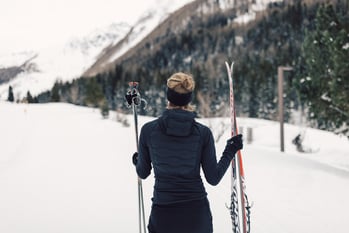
225,61,251,233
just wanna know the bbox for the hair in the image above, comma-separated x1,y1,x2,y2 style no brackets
166,72,195,112
167,72,195,93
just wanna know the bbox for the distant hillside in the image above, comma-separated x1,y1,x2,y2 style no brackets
82,0,256,77
36,0,349,137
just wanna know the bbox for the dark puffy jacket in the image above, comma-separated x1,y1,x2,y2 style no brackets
136,109,234,205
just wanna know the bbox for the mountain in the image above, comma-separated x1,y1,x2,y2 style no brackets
0,0,281,100
51,0,300,117
1,0,347,136
0,0,196,100
83,0,280,77
0,22,131,100
51,0,347,137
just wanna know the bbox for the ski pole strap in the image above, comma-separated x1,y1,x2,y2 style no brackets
125,82,141,106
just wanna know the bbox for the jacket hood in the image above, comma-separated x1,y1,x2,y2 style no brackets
159,109,196,137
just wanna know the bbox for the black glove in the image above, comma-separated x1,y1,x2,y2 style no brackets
132,152,138,166
224,134,243,158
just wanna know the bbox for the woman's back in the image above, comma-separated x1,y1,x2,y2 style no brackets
139,109,209,204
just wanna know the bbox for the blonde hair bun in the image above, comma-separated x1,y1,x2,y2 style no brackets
167,72,195,94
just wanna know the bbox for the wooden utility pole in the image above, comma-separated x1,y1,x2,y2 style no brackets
278,66,293,152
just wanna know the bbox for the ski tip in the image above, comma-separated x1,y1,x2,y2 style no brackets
225,61,234,66
225,61,234,72
225,61,235,76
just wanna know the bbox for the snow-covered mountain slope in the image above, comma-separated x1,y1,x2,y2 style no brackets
0,23,130,100
82,0,197,77
0,0,282,101
1,101,348,233
82,0,284,77
0,0,195,100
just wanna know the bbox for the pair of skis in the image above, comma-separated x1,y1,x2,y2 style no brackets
225,61,251,233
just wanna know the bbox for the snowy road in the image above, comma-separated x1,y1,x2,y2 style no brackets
1,102,348,233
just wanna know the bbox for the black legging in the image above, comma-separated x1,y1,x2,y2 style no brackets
148,198,213,233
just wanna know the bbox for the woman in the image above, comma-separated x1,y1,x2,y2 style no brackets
132,72,243,233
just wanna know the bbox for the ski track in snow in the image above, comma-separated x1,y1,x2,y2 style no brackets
0,102,348,233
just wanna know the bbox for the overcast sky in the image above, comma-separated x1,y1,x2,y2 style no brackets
0,0,159,55
0,0,276,56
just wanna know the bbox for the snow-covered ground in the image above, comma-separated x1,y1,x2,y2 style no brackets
1,101,348,233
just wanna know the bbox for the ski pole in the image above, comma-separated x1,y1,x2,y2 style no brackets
126,82,147,233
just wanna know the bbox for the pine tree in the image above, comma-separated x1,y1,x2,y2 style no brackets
84,78,104,107
7,86,14,102
26,91,34,103
100,98,109,119
297,3,349,134
51,82,61,102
